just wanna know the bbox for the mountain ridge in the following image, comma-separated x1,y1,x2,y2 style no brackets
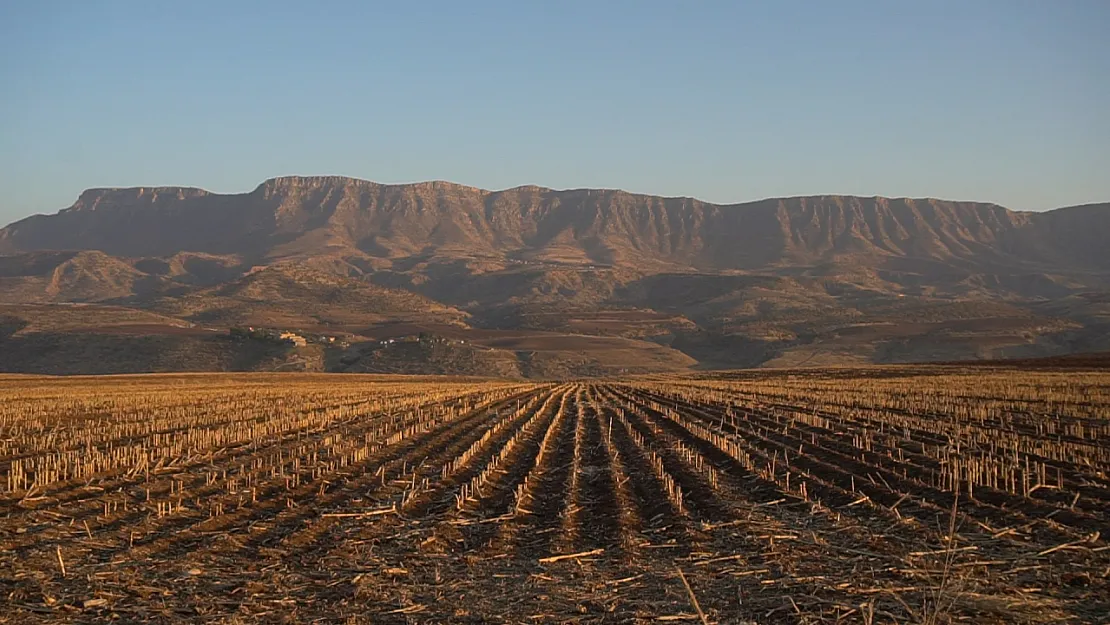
1,176,1107,375
3,176,1105,275
31,175,1087,216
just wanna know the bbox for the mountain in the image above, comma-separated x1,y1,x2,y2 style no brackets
1,176,1107,375
2,176,1106,274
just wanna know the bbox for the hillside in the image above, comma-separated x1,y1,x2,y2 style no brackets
141,264,470,330
0,302,698,378
2,177,1107,275
0,303,297,375
0,250,163,303
1,176,1107,375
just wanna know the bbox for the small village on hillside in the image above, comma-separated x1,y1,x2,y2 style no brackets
227,326,471,351
227,326,335,348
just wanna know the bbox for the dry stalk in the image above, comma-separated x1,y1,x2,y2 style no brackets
675,565,710,625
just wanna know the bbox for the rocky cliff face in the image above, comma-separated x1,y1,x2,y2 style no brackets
2,176,1105,277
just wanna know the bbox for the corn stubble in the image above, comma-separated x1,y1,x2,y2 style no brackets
1,368,1107,623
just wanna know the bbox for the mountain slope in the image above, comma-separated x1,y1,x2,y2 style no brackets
142,264,470,329
1,176,1107,374
3,177,1106,279
0,250,161,302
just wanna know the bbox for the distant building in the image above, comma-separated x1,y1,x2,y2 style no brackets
279,331,307,347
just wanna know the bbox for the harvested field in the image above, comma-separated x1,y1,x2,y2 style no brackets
1,369,1108,623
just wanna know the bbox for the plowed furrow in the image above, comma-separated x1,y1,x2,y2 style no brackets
563,387,621,552
47,389,541,570
202,389,547,561
504,388,579,559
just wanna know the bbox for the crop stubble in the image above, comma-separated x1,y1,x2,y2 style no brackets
1,369,1108,623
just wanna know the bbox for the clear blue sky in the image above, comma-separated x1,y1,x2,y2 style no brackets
2,1,1108,224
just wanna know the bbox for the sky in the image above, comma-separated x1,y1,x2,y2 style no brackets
1,1,1108,224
